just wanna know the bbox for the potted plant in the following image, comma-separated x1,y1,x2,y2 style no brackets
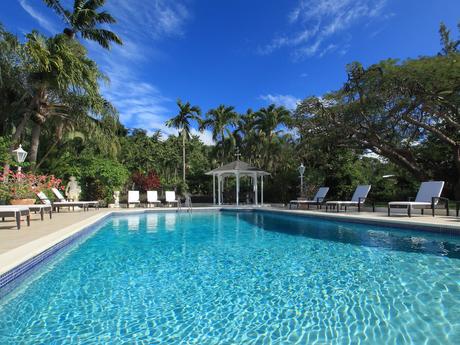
0,170,62,205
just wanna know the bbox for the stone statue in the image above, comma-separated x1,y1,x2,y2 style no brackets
65,176,81,201
113,191,120,208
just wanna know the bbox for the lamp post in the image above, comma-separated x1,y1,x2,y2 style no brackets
12,144,27,174
298,163,305,197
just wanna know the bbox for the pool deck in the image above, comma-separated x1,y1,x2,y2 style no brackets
0,206,459,277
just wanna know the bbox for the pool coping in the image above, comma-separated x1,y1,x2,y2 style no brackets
1,206,459,299
252,208,460,235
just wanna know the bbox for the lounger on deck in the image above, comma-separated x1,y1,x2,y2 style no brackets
128,191,140,208
388,181,447,217
52,188,99,210
1,204,52,220
289,187,329,209
0,206,30,229
326,185,372,212
37,192,90,212
165,191,179,207
147,191,161,207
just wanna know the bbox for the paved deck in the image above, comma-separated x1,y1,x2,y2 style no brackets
0,206,459,276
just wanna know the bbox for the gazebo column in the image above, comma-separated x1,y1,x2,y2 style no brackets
217,174,222,205
236,172,240,206
212,174,216,205
253,173,258,205
261,175,264,206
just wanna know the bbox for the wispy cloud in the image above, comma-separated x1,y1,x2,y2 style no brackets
106,0,190,43
19,0,59,34
260,0,389,59
20,0,193,139
259,94,301,110
93,0,192,137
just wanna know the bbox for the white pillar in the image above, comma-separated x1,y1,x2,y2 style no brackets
253,173,258,205
236,172,240,206
217,175,221,205
213,174,216,205
261,175,264,206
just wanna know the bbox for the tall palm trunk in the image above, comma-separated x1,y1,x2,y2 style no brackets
28,88,49,169
182,129,186,183
221,130,225,165
29,122,42,169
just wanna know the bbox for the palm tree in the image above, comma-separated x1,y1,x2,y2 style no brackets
254,104,291,169
201,105,238,163
24,31,104,166
254,104,291,142
43,0,122,49
165,99,201,183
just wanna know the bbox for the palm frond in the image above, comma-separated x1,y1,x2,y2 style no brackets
81,28,123,48
43,0,72,25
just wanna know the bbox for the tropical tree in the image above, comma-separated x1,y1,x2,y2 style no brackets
201,105,238,163
23,31,106,166
165,99,201,183
43,0,122,49
294,23,460,198
254,104,291,169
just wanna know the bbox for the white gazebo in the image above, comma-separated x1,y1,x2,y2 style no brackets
206,159,270,206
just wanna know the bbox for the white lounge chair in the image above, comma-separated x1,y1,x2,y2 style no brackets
1,204,52,221
0,206,30,229
52,188,99,210
289,187,329,209
146,191,161,207
388,181,447,217
128,191,140,208
37,191,90,212
326,185,372,212
165,191,179,207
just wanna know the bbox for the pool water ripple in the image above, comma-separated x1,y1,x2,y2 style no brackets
0,211,459,344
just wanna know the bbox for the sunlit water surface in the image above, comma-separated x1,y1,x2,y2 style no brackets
0,211,459,344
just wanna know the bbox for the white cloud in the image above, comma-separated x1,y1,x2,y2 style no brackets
88,0,193,139
259,94,301,110
191,129,215,146
106,0,190,43
261,0,389,59
19,0,193,141
19,0,59,34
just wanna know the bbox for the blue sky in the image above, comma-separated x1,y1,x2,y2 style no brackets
1,0,459,143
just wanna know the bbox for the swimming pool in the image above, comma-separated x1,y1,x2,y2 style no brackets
0,211,459,344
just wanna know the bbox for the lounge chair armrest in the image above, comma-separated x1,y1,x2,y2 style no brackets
434,196,449,202
316,197,325,203
358,197,366,204
432,196,448,205
432,197,449,216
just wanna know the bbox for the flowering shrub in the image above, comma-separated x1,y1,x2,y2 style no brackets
0,170,63,201
131,171,161,193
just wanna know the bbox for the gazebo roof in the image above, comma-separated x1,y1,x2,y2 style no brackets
205,160,270,176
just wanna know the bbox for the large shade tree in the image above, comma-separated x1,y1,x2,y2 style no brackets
295,23,460,198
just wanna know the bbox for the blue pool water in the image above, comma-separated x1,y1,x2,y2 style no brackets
0,211,459,344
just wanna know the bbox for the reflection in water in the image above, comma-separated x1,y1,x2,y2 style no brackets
146,215,158,233
165,213,176,231
127,217,140,231
237,212,460,259
112,218,120,229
